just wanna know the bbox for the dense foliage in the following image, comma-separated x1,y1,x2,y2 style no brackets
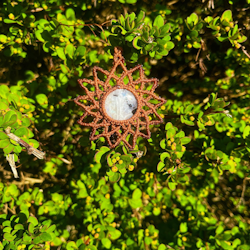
1,0,250,249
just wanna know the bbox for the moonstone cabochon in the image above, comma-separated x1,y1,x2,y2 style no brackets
104,89,138,121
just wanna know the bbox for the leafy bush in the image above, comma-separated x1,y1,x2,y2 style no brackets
0,0,250,249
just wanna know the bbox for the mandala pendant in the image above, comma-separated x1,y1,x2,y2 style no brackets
74,47,166,149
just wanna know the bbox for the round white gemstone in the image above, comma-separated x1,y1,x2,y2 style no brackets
104,89,138,120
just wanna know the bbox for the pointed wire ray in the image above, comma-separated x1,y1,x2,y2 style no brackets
91,119,111,140
139,95,165,124
74,99,100,116
77,78,103,99
74,84,101,110
131,118,141,148
89,118,106,129
93,66,120,81
139,90,166,108
104,125,122,147
92,66,117,97
137,109,151,138
78,111,103,127
78,78,95,87
128,78,158,93
129,112,151,138
104,60,126,89
120,64,142,86
123,119,140,149
93,66,120,92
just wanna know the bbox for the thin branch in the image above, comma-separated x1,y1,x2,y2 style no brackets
6,154,18,178
5,127,45,160
12,176,44,186
236,177,250,208
242,46,250,59
5,203,16,215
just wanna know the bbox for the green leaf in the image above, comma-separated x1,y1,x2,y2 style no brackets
232,238,241,248
160,23,171,35
185,105,194,114
180,222,188,233
77,180,88,198
119,15,125,26
75,46,86,57
243,125,250,139
158,244,166,250
56,47,66,60
180,137,191,145
205,16,213,23
160,152,170,162
0,102,9,110
28,223,35,234
33,236,42,244
35,30,45,42
167,128,176,139
168,182,177,190
153,15,164,28
4,19,17,24
132,188,142,199
66,8,75,21
160,139,166,149
14,127,29,137
205,148,217,161
94,146,110,163
8,93,20,105
221,10,232,22
165,122,173,130
14,224,24,230
101,238,111,249
128,198,142,208
109,172,120,182
183,119,195,126
3,111,17,125
40,232,52,241
3,144,14,154
60,64,69,74
193,42,201,49
23,233,32,243
216,225,224,235
85,246,97,250
0,85,10,99
46,225,56,233
35,94,48,106
66,241,78,250
109,229,121,240
157,161,165,172
0,131,8,140
126,34,135,42
237,35,247,43
190,13,198,25
186,13,198,29
22,117,31,127
65,44,75,59
111,25,127,35
136,10,145,24
126,0,137,3
3,232,16,241
28,216,38,226
132,36,142,50
0,139,10,149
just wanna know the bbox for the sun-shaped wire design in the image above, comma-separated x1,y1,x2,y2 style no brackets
74,47,166,149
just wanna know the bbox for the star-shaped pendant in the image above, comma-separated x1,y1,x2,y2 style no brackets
74,47,166,149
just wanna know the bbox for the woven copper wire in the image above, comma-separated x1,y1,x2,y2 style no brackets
74,47,166,149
